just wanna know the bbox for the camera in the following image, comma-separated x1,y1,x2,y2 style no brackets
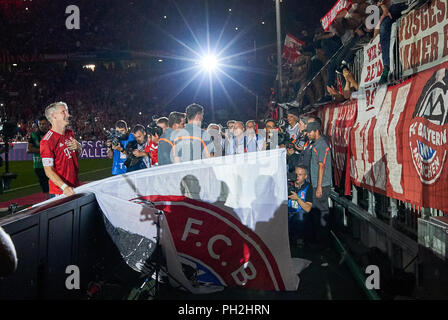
278,118,288,133
124,140,140,168
146,117,164,137
146,125,163,137
105,129,126,147
287,179,296,196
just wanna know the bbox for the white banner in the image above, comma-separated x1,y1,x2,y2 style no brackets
357,35,388,124
64,149,300,293
399,0,448,76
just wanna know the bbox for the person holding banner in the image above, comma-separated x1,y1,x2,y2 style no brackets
374,0,409,84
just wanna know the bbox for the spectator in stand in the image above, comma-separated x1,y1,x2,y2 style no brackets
158,111,185,166
27,116,50,199
297,42,328,105
374,0,409,84
286,108,300,142
327,61,359,102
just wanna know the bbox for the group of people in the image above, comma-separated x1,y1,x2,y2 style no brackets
27,99,333,249
278,0,414,108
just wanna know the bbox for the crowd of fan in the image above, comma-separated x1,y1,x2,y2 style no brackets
0,0,155,55
2,0,424,144
278,0,420,107
1,62,183,143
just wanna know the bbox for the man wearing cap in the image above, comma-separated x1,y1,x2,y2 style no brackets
306,120,333,246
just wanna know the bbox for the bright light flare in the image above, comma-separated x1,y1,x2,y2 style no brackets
200,55,218,72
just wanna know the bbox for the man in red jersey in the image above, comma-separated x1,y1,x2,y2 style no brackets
40,102,81,198
145,125,163,166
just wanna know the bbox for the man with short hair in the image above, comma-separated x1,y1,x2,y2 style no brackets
158,112,185,165
226,121,249,155
27,116,51,199
306,120,333,246
207,123,224,157
245,120,264,152
286,108,300,142
288,166,313,245
106,120,135,175
223,120,236,154
226,120,236,133
127,124,150,172
40,102,81,198
156,117,169,133
173,103,214,162
146,125,163,166
264,119,278,150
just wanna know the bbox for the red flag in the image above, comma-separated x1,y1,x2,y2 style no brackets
282,33,304,64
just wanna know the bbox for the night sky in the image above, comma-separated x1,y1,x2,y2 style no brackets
2,0,339,122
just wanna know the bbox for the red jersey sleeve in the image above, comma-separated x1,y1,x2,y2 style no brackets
40,131,55,167
144,142,150,153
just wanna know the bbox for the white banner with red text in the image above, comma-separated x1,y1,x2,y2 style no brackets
320,0,353,31
74,149,300,293
398,0,448,76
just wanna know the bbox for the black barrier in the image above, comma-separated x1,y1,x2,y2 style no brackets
0,193,130,300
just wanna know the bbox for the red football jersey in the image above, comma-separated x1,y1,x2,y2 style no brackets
145,140,158,166
40,129,80,194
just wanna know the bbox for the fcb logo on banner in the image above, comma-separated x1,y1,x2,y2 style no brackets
409,68,448,184
133,195,286,291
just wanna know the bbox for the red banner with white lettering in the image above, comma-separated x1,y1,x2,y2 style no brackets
399,0,448,76
350,79,412,201
402,62,448,212
349,62,448,212
319,100,357,195
320,0,353,31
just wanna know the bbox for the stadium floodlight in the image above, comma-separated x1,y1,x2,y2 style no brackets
200,55,218,72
